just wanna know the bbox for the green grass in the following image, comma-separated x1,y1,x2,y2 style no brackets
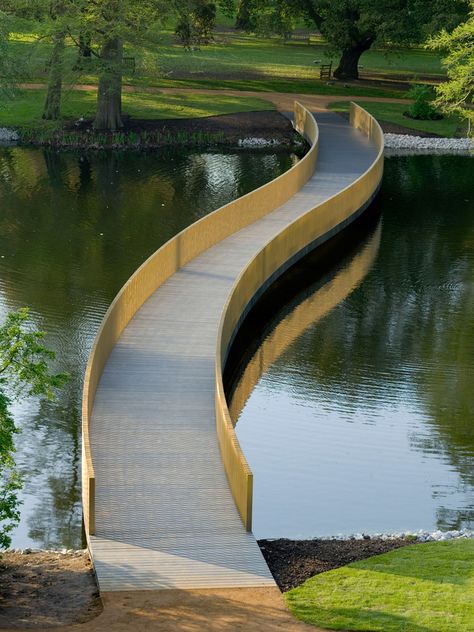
149,32,444,81
329,100,464,137
286,540,474,632
7,18,444,100
0,89,272,128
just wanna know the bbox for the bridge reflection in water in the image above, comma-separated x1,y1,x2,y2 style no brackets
228,219,382,426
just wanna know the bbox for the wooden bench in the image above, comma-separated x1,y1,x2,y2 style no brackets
319,62,332,80
122,56,136,73
283,33,311,45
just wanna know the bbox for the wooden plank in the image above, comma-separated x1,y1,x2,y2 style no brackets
89,113,379,592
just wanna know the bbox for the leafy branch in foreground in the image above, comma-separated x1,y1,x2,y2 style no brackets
0,308,68,550
427,1,474,136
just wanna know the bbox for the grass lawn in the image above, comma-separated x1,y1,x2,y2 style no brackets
0,89,272,128
7,18,444,100
329,100,464,137
149,32,444,81
286,540,474,632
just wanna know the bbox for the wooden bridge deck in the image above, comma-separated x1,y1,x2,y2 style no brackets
89,112,378,592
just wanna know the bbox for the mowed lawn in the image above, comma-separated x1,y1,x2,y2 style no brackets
7,16,444,99
0,89,272,128
286,540,474,632
329,100,464,137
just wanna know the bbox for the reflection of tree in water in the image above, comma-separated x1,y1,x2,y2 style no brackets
25,391,82,549
0,145,296,548
265,154,474,530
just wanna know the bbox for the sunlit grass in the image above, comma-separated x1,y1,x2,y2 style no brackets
286,540,474,632
329,100,465,137
0,89,272,128
6,17,444,102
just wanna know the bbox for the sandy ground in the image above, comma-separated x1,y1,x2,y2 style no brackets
0,552,101,629
0,584,325,632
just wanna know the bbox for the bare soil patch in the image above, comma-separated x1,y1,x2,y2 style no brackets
0,551,102,629
259,537,414,591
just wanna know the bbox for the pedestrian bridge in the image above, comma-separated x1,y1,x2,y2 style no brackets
82,103,384,592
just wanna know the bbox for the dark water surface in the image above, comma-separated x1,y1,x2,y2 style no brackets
230,154,474,540
0,145,297,549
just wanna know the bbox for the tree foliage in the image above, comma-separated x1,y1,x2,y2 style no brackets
427,1,474,135
236,0,470,79
0,10,28,102
0,308,68,549
175,1,217,49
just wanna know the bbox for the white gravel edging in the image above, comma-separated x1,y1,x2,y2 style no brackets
0,127,19,142
384,133,474,155
4,548,88,555
325,528,474,542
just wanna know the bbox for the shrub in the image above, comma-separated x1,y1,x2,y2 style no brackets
405,84,443,120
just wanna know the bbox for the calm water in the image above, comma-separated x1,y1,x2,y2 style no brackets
230,154,474,540
0,145,297,549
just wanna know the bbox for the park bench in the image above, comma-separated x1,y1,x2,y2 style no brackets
122,56,136,73
283,32,312,45
319,62,332,79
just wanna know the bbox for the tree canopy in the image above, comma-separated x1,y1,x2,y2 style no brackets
235,0,471,79
427,0,474,135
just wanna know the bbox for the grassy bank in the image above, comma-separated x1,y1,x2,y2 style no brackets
0,89,272,129
329,100,464,137
286,539,474,632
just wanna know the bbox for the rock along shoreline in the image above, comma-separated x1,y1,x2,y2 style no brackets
298,528,474,543
384,132,474,155
5,527,474,555
2,125,473,153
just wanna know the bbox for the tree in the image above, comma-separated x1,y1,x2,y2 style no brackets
235,0,254,30
77,0,170,131
0,0,78,121
0,12,16,101
175,1,217,49
237,0,470,80
42,1,80,121
0,5,35,103
427,1,474,135
0,308,68,549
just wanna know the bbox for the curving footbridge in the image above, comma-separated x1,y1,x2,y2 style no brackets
82,103,384,592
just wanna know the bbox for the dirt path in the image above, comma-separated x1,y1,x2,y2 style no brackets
19,82,411,112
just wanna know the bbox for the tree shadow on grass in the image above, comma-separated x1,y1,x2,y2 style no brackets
292,604,436,632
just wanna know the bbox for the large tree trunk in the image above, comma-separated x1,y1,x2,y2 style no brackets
93,37,123,131
43,32,65,121
235,0,253,30
333,37,374,80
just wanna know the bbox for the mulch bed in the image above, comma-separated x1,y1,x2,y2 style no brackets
0,551,102,629
259,538,414,592
378,120,443,137
43,110,301,150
